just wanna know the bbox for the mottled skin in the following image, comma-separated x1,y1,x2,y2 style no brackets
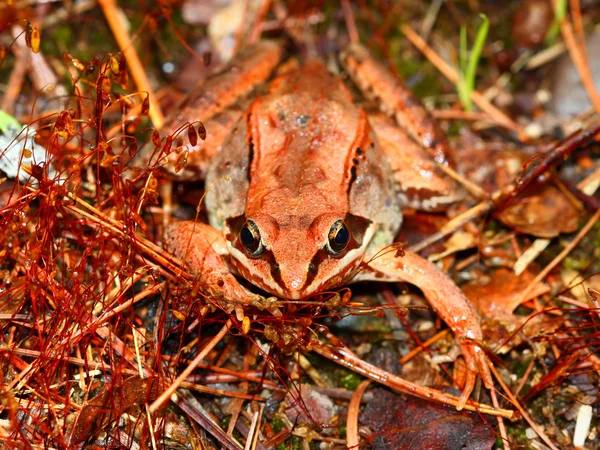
163,41,491,409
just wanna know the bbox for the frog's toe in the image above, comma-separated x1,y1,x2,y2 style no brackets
456,338,494,410
457,370,476,411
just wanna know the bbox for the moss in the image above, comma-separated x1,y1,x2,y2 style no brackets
271,415,286,433
339,370,363,391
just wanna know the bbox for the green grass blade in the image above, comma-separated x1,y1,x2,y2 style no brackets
0,110,21,134
459,14,489,112
546,0,567,44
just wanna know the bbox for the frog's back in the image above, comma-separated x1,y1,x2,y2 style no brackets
206,61,401,238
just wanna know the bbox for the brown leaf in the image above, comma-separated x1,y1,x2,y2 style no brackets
361,388,495,450
463,268,550,316
458,140,581,238
498,184,580,238
464,269,563,352
68,376,161,445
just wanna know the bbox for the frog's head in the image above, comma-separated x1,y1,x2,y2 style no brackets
224,209,375,299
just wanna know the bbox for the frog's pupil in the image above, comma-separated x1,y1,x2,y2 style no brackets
335,226,349,246
328,220,350,253
240,220,261,254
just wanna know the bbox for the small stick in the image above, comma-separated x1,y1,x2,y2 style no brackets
569,0,588,66
420,0,443,40
2,40,28,114
489,364,560,450
341,0,359,44
149,320,233,413
313,343,515,419
400,24,524,135
431,109,492,121
346,379,371,448
526,41,567,69
490,388,510,450
248,0,273,45
98,0,165,128
517,209,600,306
560,19,600,112
435,162,488,200
399,329,450,365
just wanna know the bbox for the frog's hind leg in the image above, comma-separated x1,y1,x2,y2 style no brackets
369,112,462,211
352,250,493,410
159,40,284,181
161,106,246,181
341,43,453,167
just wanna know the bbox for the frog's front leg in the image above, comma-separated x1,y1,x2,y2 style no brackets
341,43,453,167
164,221,258,306
353,250,493,409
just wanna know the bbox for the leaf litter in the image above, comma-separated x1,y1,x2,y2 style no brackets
1,1,600,449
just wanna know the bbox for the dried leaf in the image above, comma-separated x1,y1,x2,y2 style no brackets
463,268,549,316
361,388,495,450
68,376,161,445
498,184,580,238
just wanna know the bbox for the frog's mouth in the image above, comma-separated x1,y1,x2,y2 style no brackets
223,214,375,300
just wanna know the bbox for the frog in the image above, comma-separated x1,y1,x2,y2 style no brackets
160,40,492,409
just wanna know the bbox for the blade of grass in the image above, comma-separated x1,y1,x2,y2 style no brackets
458,26,468,108
546,0,568,44
458,14,489,112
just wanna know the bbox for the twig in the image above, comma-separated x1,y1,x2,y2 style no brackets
313,342,515,419
98,0,165,128
490,388,510,450
248,0,272,44
525,41,567,70
489,364,560,450
346,379,371,448
2,40,28,114
431,109,492,121
399,329,450,365
341,0,359,44
400,24,524,135
560,16,600,112
569,0,588,66
435,162,488,200
518,209,600,305
149,320,233,413
420,0,443,40
244,405,263,450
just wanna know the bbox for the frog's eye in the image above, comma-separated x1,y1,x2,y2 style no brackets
240,219,264,257
326,219,350,254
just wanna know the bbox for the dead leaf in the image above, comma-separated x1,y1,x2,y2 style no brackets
361,388,495,450
464,268,550,316
498,184,580,238
458,142,581,238
68,376,162,445
463,269,563,353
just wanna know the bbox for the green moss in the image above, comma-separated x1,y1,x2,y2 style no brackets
271,415,286,433
393,54,444,100
41,24,73,55
339,371,362,391
277,435,301,450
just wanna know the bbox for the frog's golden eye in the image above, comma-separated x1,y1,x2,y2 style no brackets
326,219,350,254
240,219,264,257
